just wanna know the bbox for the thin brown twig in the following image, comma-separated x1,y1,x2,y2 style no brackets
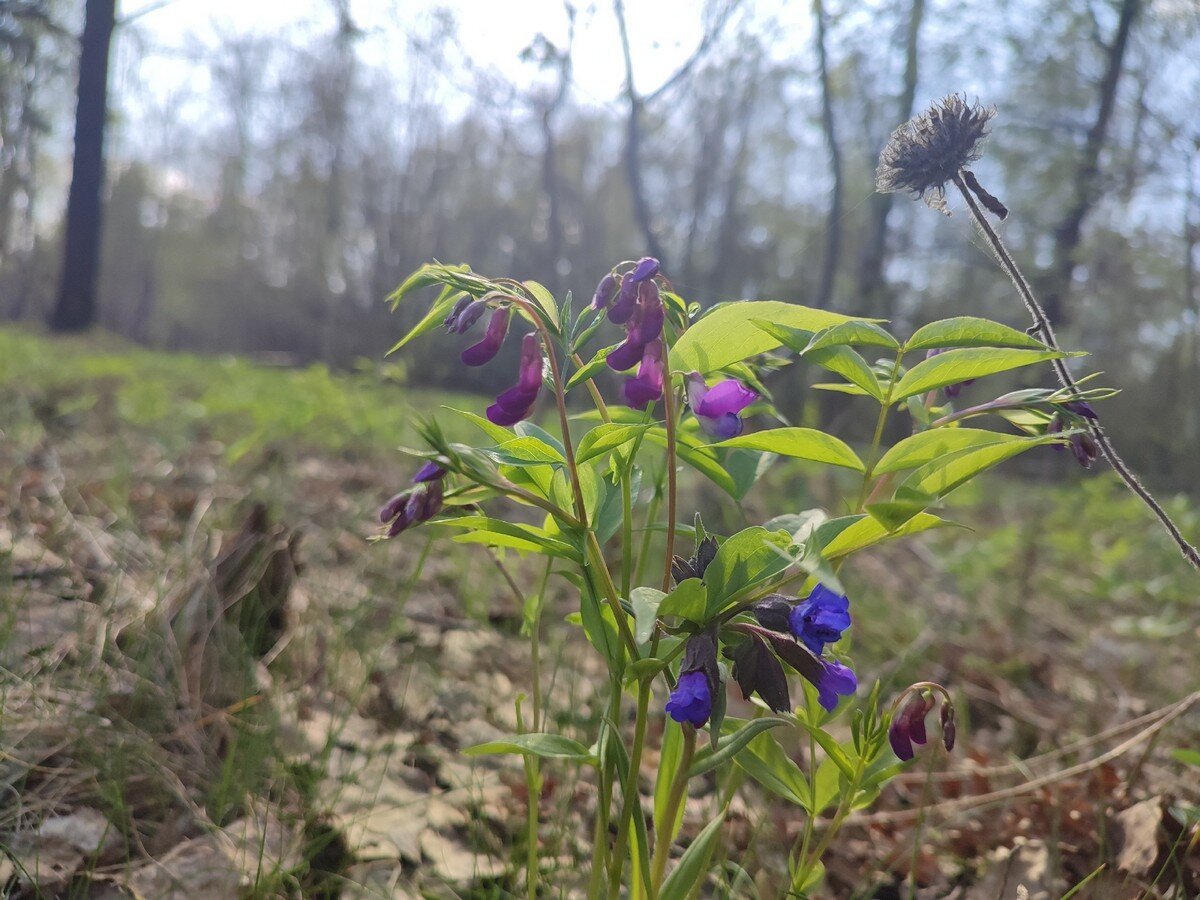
951,172,1200,570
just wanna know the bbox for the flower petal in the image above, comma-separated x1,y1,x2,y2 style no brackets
695,379,757,418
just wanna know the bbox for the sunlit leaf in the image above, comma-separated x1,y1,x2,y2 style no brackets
891,348,1080,402
714,427,865,472
904,316,1050,352
464,733,595,763
806,321,900,352
576,423,650,464
874,427,1028,474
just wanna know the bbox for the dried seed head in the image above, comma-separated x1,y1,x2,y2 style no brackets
876,94,996,213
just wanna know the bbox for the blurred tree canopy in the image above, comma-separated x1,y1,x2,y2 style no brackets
3,0,1199,489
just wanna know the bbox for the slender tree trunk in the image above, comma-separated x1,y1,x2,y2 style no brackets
1040,0,1140,328
50,0,117,333
857,0,923,319
813,0,843,310
614,0,665,265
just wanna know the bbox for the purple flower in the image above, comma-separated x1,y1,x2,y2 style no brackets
940,702,957,752
461,307,510,366
788,585,851,656
608,273,639,325
412,461,446,483
486,333,543,426
380,480,443,537
623,339,664,410
592,273,618,311
1069,431,1099,469
815,660,857,712
634,280,664,344
444,297,486,335
629,256,660,283
888,693,934,761
665,670,712,728
1063,399,1099,420
685,373,757,439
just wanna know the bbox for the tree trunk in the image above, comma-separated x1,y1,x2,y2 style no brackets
1040,0,1140,328
813,0,843,310
857,0,924,319
50,0,117,333
614,0,665,265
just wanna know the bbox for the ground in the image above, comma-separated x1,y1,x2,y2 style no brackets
0,327,1196,898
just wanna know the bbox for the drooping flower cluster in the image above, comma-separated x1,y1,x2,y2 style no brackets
888,687,956,761
1049,399,1100,468
685,373,757,439
380,463,446,537
664,541,858,728
592,258,666,410
443,296,544,427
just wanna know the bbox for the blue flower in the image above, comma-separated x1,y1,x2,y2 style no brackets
815,660,857,712
788,585,851,655
665,670,712,728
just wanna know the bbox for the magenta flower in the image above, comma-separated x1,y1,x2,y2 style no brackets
815,660,857,712
486,333,543,426
685,373,757,439
379,479,443,537
623,339,664,409
461,307,510,366
888,693,934,761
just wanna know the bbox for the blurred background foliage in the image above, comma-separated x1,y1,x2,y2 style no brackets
3,0,1199,488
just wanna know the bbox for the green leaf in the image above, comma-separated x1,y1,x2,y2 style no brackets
810,756,844,815
442,406,514,445
655,720,685,843
522,280,560,331
645,428,739,497
688,717,793,779
793,718,856,780
714,427,865,472
896,434,1063,502
431,517,580,561
463,732,595,763
630,587,666,644
891,348,1079,402
658,578,707,623
1171,749,1200,768
704,527,795,614
806,320,900,352
811,382,872,396
754,321,884,400
658,807,727,900
566,344,615,390
385,262,465,308
670,301,866,374
576,423,650,464
730,728,810,808
722,448,776,501
386,286,464,355
486,436,566,467
904,316,1050,352
874,427,1028,474
819,512,951,559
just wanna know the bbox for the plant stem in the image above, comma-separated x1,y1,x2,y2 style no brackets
586,531,640,658
607,680,653,899
650,725,696,892
516,696,541,900
951,171,1200,570
661,371,680,593
854,350,904,513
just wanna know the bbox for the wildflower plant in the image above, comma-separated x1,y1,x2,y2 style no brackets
373,98,1186,897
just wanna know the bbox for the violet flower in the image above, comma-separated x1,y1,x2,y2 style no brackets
444,297,486,335
888,693,934,761
685,373,757,439
461,307,510,366
788,585,851,656
623,339,664,410
486,333,543,426
379,479,443,537
629,256,660,283
592,273,618,311
608,273,639,325
815,660,857,712
412,461,446,483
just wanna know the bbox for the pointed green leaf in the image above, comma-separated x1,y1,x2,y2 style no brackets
904,316,1050,352
658,578,707,623
891,348,1080,402
806,321,900,352
755,321,885,400
705,527,795,613
630,587,667,644
522,280,560,331
714,427,865,472
687,717,793,778
576,423,650,464
486,437,566,467
730,729,810,809
819,512,952,559
896,434,1063,502
669,301,868,374
464,732,595,763
874,427,1027,474
657,807,727,900
566,344,616,389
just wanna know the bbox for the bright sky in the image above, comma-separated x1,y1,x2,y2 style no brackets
120,0,784,113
